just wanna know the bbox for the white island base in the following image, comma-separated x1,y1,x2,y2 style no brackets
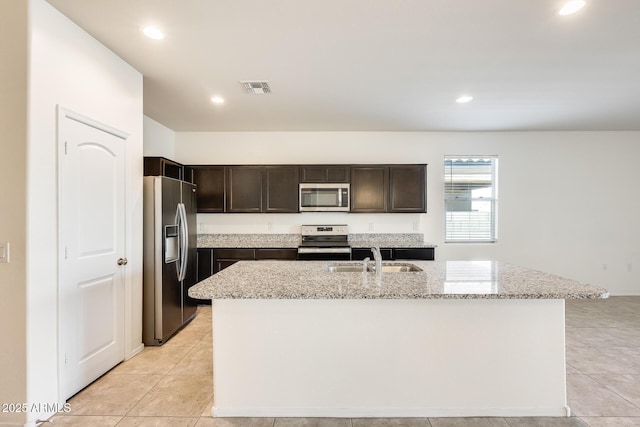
210,298,568,418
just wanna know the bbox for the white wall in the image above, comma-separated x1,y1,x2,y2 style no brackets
0,2,28,425
143,115,175,158
175,131,640,296
24,0,144,423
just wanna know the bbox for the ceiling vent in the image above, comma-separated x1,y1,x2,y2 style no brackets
241,81,271,94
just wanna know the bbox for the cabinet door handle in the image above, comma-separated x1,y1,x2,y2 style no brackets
117,258,128,266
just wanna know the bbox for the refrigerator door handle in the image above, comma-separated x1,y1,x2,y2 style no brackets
174,205,182,281
177,203,188,282
183,203,189,282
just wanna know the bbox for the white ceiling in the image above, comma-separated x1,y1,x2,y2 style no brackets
46,0,640,132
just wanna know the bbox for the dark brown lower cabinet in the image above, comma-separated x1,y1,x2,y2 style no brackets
212,248,299,273
213,249,255,273
351,248,394,261
195,248,215,305
255,248,298,260
393,247,435,260
197,248,215,282
351,247,434,261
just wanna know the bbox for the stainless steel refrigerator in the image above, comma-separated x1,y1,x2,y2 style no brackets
143,176,198,345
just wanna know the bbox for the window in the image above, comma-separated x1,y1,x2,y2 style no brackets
444,156,498,243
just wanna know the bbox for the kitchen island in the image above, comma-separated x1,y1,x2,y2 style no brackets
188,260,608,418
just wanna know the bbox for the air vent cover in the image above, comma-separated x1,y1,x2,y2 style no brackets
241,81,271,94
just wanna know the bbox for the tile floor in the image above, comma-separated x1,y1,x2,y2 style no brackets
51,296,640,426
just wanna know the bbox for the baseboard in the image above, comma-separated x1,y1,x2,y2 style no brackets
212,405,571,418
125,343,144,360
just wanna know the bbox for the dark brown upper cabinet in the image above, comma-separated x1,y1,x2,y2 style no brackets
265,166,299,213
144,156,183,180
389,165,426,213
189,166,225,213
224,166,299,213
350,166,389,212
351,164,427,213
299,166,350,183
187,163,425,214
225,166,264,213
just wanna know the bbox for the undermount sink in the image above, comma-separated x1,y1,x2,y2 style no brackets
377,264,423,272
327,264,364,273
327,262,422,273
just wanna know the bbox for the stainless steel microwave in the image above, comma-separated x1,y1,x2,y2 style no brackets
299,183,350,212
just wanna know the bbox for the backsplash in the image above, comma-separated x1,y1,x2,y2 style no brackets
198,233,301,248
196,212,425,235
349,233,424,244
197,233,431,248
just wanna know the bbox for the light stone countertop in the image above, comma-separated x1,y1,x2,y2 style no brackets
348,233,436,248
197,233,436,248
188,260,609,300
198,233,301,248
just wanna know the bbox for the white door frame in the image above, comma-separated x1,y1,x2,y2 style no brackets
56,106,131,401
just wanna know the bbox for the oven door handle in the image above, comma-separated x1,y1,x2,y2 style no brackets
297,247,352,254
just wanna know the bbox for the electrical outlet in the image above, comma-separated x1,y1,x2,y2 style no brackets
268,222,273,232
368,222,374,231
0,242,9,263
412,222,419,231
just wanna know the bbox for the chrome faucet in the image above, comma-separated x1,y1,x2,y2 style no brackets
363,257,370,273
371,247,382,275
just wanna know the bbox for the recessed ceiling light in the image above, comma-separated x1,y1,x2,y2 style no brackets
142,26,164,40
210,96,225,104
456,95,473,104
558,1,586,16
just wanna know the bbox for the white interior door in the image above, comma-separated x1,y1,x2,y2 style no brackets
58,109,128,399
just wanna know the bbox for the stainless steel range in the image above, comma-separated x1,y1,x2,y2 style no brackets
297,225,351,261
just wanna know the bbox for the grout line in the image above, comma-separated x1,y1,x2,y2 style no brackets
583,372,640,411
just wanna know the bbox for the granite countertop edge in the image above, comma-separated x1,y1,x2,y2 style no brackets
188,260,608,301
189,291,609,300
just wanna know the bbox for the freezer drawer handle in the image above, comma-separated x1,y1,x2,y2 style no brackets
117,257,128,266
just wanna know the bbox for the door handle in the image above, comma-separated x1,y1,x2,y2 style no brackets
117,258,128,266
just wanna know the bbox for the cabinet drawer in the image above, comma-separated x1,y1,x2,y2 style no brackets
393,248,434,260
351,248,393,260
214,248,256,259
255,248,298,260
213,248,256,274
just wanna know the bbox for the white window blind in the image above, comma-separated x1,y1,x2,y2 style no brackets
444,156,498,243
